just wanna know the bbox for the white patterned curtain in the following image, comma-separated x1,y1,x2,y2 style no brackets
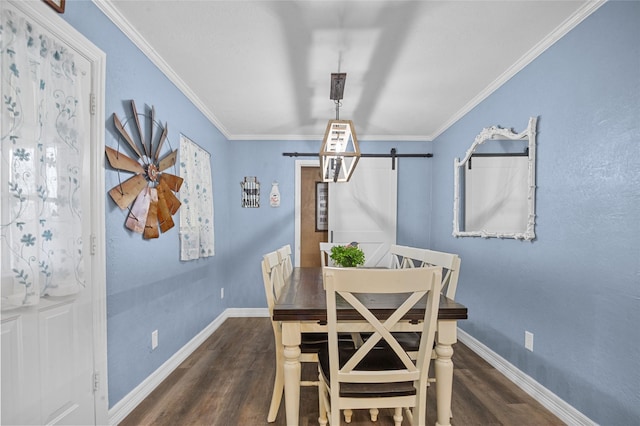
179,134,214,260
1,7,86,309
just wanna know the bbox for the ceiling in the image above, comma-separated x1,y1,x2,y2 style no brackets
100,1,599,141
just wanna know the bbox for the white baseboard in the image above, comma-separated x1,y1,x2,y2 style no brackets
109,311,593,426
457,329,595,426
108,308,267,425
225,307,269,317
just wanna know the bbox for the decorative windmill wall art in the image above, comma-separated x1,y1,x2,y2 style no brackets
105,100,184,239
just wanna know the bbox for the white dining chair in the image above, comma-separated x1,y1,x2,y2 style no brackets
319,242,358,267
277,244,293,281
262,250,354,423
319,242,340,267
389,244,461,299
388,244,462,419
318,266,441,425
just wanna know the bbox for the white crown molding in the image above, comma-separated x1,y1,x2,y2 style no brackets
430,0,608,141
94,1,605,143
457,329,596,426
227,133,430,142
92,0,231,139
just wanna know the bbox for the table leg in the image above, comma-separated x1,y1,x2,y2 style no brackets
281,322,301,426
435,320,457,426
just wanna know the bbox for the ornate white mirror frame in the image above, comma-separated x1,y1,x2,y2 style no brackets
453,116,538,240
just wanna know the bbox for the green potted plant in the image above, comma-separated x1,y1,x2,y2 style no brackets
330,243,365,267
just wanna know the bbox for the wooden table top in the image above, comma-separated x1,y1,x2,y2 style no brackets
272,267,468,322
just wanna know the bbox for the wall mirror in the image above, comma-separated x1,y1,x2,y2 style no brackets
453,117,537,240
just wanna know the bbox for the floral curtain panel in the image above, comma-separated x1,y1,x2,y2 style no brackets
1,7,86,309
179,134,214,260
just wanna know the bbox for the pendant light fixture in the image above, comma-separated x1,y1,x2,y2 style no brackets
319,73,360,182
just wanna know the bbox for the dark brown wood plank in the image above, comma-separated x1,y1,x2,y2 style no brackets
119,317,564,426
272,267,468,322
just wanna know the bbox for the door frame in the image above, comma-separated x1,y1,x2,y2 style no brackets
6,1,109,422
294,159,320,267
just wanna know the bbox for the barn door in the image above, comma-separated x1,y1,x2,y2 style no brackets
1,1,107,424
328,158,397,266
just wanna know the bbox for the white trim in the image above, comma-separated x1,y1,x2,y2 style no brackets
6,1,109,423
107,308,269,425
106,310,595,425
93,1,605,142
294,160,320,267
225,307,269,318
92,0,231,139
458,329,596,426
429,0,607,141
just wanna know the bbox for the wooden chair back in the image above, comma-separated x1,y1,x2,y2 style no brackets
262,250,284,314
389,244,462,300
319,242,343,267
277,244,293,281
262,250,322,421
320,266,441,425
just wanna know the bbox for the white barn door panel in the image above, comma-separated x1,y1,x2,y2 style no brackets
328,158,397,267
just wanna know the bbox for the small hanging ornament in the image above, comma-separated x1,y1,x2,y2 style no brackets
270,181,280,207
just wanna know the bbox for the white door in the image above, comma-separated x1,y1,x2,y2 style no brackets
328,158,398,266
1,1,107,424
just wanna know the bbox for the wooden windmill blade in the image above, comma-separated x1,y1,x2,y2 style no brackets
130,100,149,157
113,113,144,160
149,106,155,160
125,187,151,234
158,149,178,172
158,181,181,215
143,188,160,239
156,184,175,233
158,173,184,192
108,174,148,210
154,123,168,162
105,146,145,174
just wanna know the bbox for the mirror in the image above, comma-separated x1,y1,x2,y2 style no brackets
453,117,537,240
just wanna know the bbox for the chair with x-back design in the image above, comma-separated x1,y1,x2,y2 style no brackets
318,266,441,425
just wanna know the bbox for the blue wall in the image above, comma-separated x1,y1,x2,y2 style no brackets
61,2,231,406
429,2,640,424
225,139,432,309
61,2,432,408
60,1,639,424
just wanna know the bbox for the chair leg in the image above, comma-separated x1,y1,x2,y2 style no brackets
330,402,341,426
369,408,379,421
344,409,353,423
267,347,284,422
393,407,403,426
318,372,328,426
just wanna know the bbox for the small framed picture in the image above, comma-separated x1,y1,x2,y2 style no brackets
315,182,328,232
43,0,65,13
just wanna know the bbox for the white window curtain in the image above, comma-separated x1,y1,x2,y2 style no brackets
1,8,86,309
179,134,214,260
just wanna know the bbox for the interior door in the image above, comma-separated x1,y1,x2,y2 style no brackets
299,167,327,267
328,158,398,266
1,1,105,424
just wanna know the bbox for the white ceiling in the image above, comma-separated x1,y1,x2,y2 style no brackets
100,1,600,141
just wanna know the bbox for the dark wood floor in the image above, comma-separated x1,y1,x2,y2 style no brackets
120,317,564,426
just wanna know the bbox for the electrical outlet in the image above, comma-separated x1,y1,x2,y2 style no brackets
152,330,158,350
525,331,534,351
221,288,224,299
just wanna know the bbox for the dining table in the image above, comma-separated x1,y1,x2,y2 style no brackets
272,267,468,426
